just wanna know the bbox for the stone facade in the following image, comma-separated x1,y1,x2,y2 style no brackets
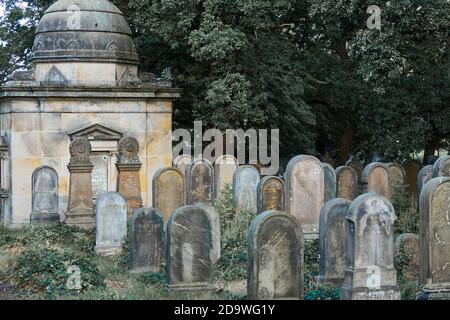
0,0,180,227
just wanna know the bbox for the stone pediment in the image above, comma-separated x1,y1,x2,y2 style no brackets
68,124,122,141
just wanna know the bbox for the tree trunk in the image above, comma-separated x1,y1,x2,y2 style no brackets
338,127,354,166
423,137,439,165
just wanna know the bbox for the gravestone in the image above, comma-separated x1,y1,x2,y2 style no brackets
95,192,127,256
394,233,419,283
195,203,221,263
232,166,260,214
418,177,450,300
402,159,421,209
247,210,303,300
322,163,336,202
186,158,215,205
214,154,239,195
361,162,390,200
284,155,324,239
388,163,406,197
65,137,95,229
417,165,433,207
30,166,60,224
130,208,164,273
318,198,351,285
152,167,185,224
116,137,143,216
432,155,450,178
335,166,358,201
257,176,285,213
340,193,400,300
345,157,363,184
173,154,193,176
165,205,216,292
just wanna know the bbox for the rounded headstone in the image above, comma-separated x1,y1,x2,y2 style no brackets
232,165,260,214
335,166,358,201
257,176,285,213
362,162,390,199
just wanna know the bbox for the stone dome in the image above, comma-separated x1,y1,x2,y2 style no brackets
31,0,139,65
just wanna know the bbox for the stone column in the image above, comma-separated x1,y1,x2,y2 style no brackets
116,137,142,216
0,138,9,226
65,137,95,229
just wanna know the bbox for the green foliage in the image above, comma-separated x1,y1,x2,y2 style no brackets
137,272,166,288
305,286,340,301
12,247,104,298
391,184,418,235
215,186,254,282
303,239,320,292
395,240,420,300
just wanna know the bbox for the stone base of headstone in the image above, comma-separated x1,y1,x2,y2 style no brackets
65,205,95,229
95,245,123,256
340,285,401,300
30,212,60,225
303,232,319,241
417,289,450,300
164,283,217,293
316,275,343,286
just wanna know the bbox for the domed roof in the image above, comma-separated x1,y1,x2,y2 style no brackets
31,0,139,65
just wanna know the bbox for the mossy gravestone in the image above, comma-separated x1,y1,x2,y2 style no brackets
340,193,400,300
232,165,260,214
362,163,390,200
130,208,164,274
285,155,324,239
388,163,406,197
257,176,285,214
152,167,185,224
418,177,450,300
186,158,215,205
322,163,337,202
318,198,351,285
95,192,127,256
165,205,216,292
247,210,303,300
335,166,358,201
394,233,419,283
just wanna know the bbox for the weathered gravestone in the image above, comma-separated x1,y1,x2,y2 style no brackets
195,203,221,263
152,167,185,224
417,165,433,208
318,198,351,285
165,205,216,292
340,193,400,300
257,176,285,213
30,166,60,225
186,158,215,205
65,137,95,229
402,159,421,209
335,166,358,201
418,177,450,300
130,208,164,273
285,155,324,239
214,154,238,195
394,233,419,283
361,162,390,200
95,192,127,256
247,210,303,300
116,137,143,216
388,163,406,198
322,163,336,202
173,154,193,176
232,165,260,214
346,156,363,184
432,155,450,178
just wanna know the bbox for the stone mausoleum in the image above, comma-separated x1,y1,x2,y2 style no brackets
0,0,181,227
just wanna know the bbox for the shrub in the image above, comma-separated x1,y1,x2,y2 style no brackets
12,247,104,298
391,184,418,235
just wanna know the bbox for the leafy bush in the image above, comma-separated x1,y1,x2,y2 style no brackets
304,239,320,292
215,185,255,282
305,286,340,300
12,247,104,298
137,272,166,288
391,184,418,235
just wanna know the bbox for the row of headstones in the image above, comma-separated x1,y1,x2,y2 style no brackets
30,136,143,226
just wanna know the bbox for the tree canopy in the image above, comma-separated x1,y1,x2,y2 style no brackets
0,0,448,165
